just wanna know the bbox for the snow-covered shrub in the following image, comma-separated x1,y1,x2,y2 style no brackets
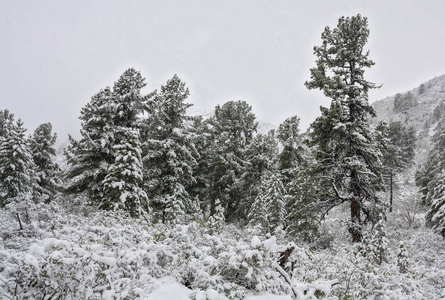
360,216,389,265
217,236,285,294
207,199,225,234
2,194,444,299
397,241,409,273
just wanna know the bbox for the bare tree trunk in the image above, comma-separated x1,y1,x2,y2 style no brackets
17,213,23,230
389,173,393,212
350,197,360,243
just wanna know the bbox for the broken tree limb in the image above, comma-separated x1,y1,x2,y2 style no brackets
16,212,23,230
278,246,295,269
273,262,300,299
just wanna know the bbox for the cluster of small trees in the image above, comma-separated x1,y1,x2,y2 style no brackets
394,91,418,113
0,110,59,206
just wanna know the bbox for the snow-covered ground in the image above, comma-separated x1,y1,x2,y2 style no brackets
1,169,444,300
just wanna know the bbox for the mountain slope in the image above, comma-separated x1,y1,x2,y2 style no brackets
372,74,445,167
372,74,445,134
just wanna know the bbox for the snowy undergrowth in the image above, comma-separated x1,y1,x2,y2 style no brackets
1,196,444,299
0,199,333,299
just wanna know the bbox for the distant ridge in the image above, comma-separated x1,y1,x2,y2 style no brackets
372,74,445,132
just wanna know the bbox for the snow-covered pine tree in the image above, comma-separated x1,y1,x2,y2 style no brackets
425,174,445,237
264,173,286,233
64,69,148,206
305,14,384,242
368,215,389,265
240,132,278,219
418,119,445,237
188,116,213,212
248,188,269,233
0,119,34,206
206,100,258,221
276,116,304,186
397,241,408,273
103,129,147,217
64,87,116,203
140,74,198,223
0,109,15,138
376,121,416,212
110,68,148,127
29,123,60,202
285,160,320,242
208,198,225,234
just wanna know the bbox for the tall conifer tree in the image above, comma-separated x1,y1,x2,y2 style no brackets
140,74,198,223
64,69,147,206
30,123,59,202
206,100,258,220
305,14,384,242
103,129,147,217
417,119,445,237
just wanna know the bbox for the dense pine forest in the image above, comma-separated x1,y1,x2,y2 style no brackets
1,15,444,299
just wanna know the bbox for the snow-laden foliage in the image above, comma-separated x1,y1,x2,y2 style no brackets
140,74,198,223
264,174,287,232
204,100,258,220
208,199,225,235
29,122,60,202
276,115,304,186
1,196,444,299
0,109,15,138
305,14,385,242
241,132,279,218
103,129,147,217
248,189,270,233
0,199,337,299
358,214,389,265
64,68,148,205
285,160,320,243
0,119,34,206
417,119,445,237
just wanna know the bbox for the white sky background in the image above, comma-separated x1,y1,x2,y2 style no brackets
1,0,445,139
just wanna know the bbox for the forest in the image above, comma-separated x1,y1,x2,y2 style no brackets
1,14,444,299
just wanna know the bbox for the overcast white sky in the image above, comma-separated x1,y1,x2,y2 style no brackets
1,0,445,139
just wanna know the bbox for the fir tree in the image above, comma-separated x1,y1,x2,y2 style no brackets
111,68,147,127
425,174,445,237
264,173,286,233
64,87,116,203
188,116,213,212
417,119,445,237
103,129,147,217
286,160,320,242
208,199,225,234
276,116,304,185
0,109,15,138
240,132,278,219
0,119,34,206
206,100,258,221
397,241,409,273
64,69,148,205
29,123,59,202
376,121,416,212
421,121,445,236
305,14,384,242
248,189,269,233
368,215,389,265
140,74,198,223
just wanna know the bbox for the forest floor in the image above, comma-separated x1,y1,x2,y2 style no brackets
0,166,444,299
